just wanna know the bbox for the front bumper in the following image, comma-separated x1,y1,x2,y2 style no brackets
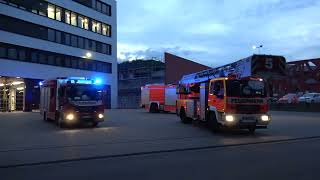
219,113,271,128
63,112,104,124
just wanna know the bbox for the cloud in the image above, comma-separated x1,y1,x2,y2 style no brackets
117,0,320,66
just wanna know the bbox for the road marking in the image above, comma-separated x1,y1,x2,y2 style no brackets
1,135,320,169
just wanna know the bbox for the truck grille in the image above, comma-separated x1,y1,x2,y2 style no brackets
236,105,260,114
76,106,97,113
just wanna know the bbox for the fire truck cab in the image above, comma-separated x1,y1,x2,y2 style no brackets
40,77,105,128
141,84,177,113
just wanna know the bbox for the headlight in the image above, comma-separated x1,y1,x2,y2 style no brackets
66,113,75,121
225,115,234,122
98,114,104,119
261,115,269,121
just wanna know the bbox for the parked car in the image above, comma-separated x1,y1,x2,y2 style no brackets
298,93,315,103
305,93,320,103
278,93,299,104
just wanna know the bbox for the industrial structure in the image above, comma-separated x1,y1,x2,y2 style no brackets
118,59,165,108
0,0,117,112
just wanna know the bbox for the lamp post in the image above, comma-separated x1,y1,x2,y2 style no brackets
252,45,263,54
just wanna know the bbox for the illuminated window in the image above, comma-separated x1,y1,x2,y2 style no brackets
55,7,61,21
83,17,89,30
71,12,77,26
78,15,84,28
102,24,110,36
92,21,97,32
47,4,55,19
65,10,71,24
96,22,101,34
77,15,88,29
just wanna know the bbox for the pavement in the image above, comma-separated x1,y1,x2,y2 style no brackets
0,109,320,180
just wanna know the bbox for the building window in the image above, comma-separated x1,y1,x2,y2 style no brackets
18,49,26,61
55,31,61,43
31,52,38,63
65,33,71,45
65,10,71,24
85,39,90,50
71,12,77,26
96,22,101,34
47,4,55,19
39,53,47,64
96,1,102,12
71,58,78,68
83,17,89,30
48,29,55,41
102,3,107,14
78,37,84,49
71,35,78,47
78,60,84,69
92,21,97,33
65,57,71,67
77,15,84,28
55,56,62,66
48,55,55,65
55,7,62,21
102,24,109,36
0,47,6,58
91,41,96,51
8,48,17,59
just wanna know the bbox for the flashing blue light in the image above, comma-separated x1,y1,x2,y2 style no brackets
39,82,43,86
94,79,102,85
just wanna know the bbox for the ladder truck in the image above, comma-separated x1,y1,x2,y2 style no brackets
176,54,286,133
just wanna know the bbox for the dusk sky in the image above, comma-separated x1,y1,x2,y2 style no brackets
117,0,320,67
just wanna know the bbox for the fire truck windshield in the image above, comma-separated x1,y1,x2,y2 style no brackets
226,80,266,98
66,85,102,101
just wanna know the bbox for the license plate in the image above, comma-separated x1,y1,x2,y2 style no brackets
241,117,256,122
82,115,92,119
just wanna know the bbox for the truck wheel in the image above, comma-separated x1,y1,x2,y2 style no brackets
43,112,48,121
180,108,191,124
150,103,158,113
57,114,66,128
207,112,220,132
248,127,256,134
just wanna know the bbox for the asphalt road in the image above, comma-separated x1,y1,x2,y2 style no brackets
0,109,320,180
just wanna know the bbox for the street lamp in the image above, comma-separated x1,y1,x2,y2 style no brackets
252,45,263,54
85,52,92,58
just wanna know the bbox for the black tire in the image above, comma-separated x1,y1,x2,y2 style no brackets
207,111,220,132
248,127,256,134
149,103,159,113
57,114,66,128
43,112,48,121
180,108,191,124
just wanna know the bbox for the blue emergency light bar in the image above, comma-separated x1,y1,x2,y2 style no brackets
58,77,103,85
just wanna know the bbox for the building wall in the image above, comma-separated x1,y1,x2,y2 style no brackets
165,52,210,84
118,60,165,108
0,0,117,108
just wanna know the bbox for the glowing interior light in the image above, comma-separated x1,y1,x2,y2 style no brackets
12,81,24,85
39,82,43,86
95,79,102,84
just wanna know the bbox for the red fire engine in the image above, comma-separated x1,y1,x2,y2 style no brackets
40,77,105,128
141,84,177,113
176,55,286,133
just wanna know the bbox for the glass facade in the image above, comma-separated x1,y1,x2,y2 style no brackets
0,42,112,74
0,0,111,37
0,15,112,55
